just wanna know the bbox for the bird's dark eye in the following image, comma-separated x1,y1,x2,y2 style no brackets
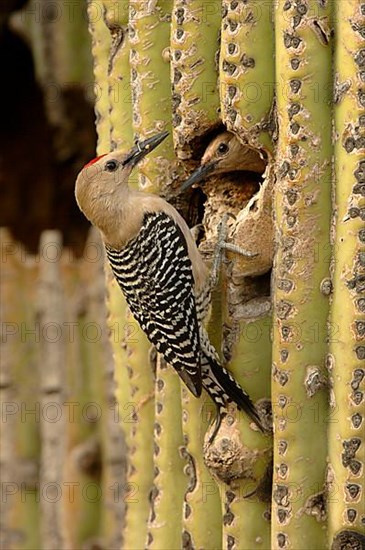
105,160,118,172
217,143,229,155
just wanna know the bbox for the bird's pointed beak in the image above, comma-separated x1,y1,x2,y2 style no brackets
122,131,169,167
180,161,218,192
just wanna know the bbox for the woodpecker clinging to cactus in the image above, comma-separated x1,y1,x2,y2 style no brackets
75,132,264,436
181,131,266,192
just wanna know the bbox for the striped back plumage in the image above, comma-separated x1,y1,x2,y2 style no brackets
105,210,263,432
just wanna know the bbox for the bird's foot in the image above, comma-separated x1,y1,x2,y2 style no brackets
210,213,258,286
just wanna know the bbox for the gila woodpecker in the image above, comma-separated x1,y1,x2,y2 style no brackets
75,132,264,436
181,131,266,191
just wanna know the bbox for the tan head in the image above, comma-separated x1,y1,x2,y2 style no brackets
181,131,266,191
75,132,168,235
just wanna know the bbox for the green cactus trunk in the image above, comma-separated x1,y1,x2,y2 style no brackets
219,0,275,153
129,0,176,191
103,0,133,151
88,0,113,152
171,0,221,158
84,1,365,548
147,358,186,549
272,1,333,548
328,0,365,545
220,314,272,550
180,389,222,549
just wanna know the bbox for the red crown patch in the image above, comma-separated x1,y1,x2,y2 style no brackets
84,154,107,168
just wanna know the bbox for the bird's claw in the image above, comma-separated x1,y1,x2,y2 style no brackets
135,138,142,152
220,242,259,258
210,213,258,286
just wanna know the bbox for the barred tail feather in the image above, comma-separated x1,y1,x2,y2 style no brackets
203,354,264,433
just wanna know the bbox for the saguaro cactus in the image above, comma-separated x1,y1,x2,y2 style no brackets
219,0,275,153
84,0,365,548
272,1,333,548
328,0,365,545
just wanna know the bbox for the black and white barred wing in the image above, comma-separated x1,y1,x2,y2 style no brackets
106,212,202,397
